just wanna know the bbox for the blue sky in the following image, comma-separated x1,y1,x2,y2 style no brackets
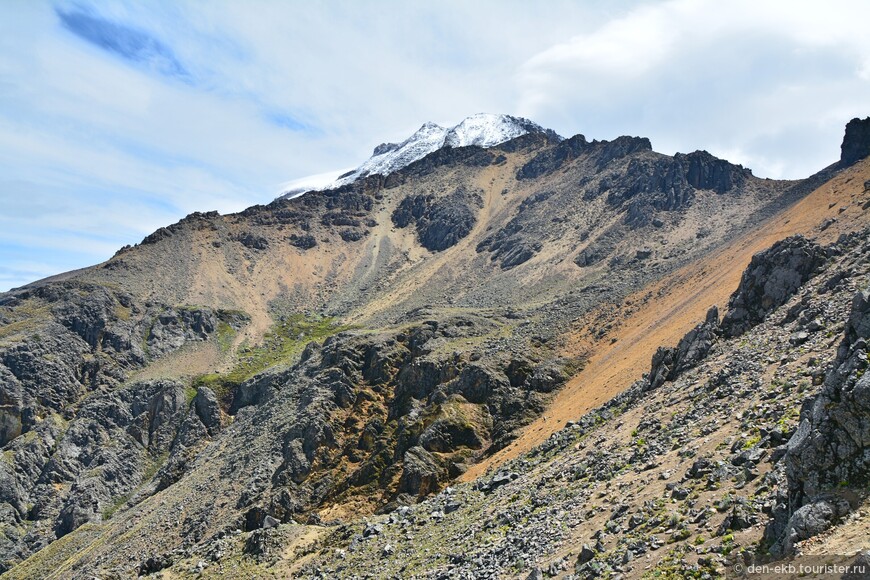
1,0,868,291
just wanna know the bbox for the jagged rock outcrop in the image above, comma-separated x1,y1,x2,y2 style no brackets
391,188,483,251
173,315,569,530
648,306,720,389
676,150,750,194
0,283,247,569
721,236,828,337
840,116,870,166
516,134,592,179
517,135,652,180
767,286,870,553
0,377,227,571
476,193,550,269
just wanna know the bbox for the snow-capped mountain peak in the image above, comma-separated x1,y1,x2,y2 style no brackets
279,114,557,199
444,113,540,148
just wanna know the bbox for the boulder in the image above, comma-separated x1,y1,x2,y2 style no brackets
782,499,851,554
193,387,222,436
398,446,442,497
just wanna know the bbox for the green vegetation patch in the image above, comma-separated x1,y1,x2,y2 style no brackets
193,314,353,405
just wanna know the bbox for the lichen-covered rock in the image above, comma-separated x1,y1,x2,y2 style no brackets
418,397,491,452
780,498,852,554
398,446,441,496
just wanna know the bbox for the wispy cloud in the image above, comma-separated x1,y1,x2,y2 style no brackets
55,5,191,82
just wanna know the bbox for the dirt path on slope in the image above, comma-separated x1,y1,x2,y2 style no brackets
462,158,870,482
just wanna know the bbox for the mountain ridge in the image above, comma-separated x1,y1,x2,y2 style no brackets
278,113,560,198
0,116,868,577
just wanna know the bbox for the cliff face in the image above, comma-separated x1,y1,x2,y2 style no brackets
841,117,870,166
1,119,869,577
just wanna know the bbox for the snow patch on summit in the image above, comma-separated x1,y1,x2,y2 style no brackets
279,114,556,199
445,113,537,148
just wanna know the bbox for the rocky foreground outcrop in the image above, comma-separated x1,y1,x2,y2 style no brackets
0,282,246,571
766,281,870,554
281,229,870,579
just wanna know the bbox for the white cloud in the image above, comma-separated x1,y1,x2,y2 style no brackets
517,0,870,177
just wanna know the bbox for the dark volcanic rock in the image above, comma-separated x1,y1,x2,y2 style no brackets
605,149,749,226
477,220,542,270
591,136,653,170
649,306,720,389
237,232,269,250
339,229,366,242
289,233,317,249
476,192,557,269
607,156,692,227
518,135,651,180
840,116,870,166
721,236,827,337
392,188,482,251
676,150,750,194
517,134,590,179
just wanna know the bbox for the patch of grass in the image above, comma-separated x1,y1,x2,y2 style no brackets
216,321,237,353
1,522,105,580
103,492,133,521
644,546,719,579
742,434,761,449
0,300,52,342
192,314,353,406
562,355,588,377
0,319,41,341
143,451,169,482
114,304,131,321
185,386,198,406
